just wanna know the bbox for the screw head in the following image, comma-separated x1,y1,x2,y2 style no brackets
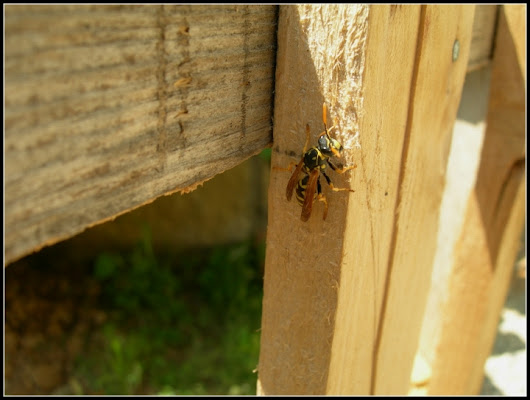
452,39,460,62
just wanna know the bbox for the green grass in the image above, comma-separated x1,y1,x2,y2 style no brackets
74,229,265,395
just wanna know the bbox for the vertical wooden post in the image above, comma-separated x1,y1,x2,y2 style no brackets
426,5,526,394
369,5,475,395
258,5,373,394
258,5,474,395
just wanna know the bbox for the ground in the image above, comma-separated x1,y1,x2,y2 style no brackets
4,244,526,395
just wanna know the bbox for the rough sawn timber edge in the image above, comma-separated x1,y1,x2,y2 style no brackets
257,4,475,395
4,5,278,264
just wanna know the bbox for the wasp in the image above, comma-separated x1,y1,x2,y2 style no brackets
282,103,355,222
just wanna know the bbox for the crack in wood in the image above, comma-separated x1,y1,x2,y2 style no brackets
240,6,250,144
175,7,191,143
370,5,428,395
156,5,168,170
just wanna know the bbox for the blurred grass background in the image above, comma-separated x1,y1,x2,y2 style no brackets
77,229,265,395
5,152,270,395
6,228,266,395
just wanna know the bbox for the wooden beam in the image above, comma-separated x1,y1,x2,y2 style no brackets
426,4,526,394
258,4,474,395
258,5,376,394
467,5,498,72
411,65,493,395
370,5,475,395
3,5,496,265
4,5,277,264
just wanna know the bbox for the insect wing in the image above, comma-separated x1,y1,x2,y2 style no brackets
300,169,319,222
286,159,304,201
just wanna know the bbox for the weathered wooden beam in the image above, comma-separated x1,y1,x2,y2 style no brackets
258,4,474,395
4,4,497,266
4,5,277,264
425,4,526,394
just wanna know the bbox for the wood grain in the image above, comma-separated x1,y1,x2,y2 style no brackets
4,5,497,265
371,5,475,394
427,5,526,394
467,5,498,71
258,5,372,394
327,5,422,395
412,66,494,395
5,5,277,263
258,4,474,395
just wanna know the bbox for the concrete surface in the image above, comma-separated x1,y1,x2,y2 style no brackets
480,254,526,396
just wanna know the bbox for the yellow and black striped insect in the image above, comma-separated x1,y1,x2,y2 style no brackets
284,103,355,222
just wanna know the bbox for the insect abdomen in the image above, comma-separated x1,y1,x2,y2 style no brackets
295,176,308,206
295,175,319,207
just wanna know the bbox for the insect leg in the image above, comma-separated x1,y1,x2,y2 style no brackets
322,170,354,193
316,178,329,220
327,159,357,174
273,161,299,172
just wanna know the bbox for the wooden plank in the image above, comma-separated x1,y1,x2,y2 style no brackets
371,5,475,395
326,5,422,395
467,5,498,72
258,5,389,394
426,4,526,394
257,5,474,395
4,5,277,264
411,66,494,395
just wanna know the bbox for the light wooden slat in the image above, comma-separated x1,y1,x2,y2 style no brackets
326,5,422,395
467,5,498,72
371,5,475,394
257,4,474,395
5,5,277,264
411,66,494,395
426,5,526,394
258,5,377,394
